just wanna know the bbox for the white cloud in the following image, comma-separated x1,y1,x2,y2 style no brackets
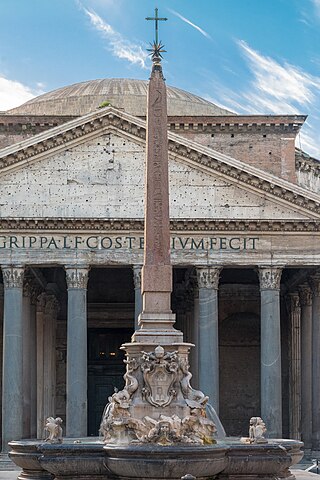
0,76,41,111
312,0,320,14
207,41,320,158
83,7,148,69
168,9,211,40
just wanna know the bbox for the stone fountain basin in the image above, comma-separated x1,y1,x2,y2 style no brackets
104,443,228,479
9,437,304,480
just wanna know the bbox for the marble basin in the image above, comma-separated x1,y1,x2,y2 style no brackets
104,443,228,479
8,436,304,480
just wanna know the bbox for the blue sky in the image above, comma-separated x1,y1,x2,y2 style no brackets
0,0,319,158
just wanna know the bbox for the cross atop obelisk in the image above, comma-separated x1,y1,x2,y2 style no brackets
146,7,167,45
133,9,182,343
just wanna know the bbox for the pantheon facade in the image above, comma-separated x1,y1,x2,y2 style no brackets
0,79,319,451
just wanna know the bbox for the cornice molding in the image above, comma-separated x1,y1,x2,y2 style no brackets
0,107,319,217
1,217,320,232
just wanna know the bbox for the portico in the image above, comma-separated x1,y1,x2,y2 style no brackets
0,246,320,449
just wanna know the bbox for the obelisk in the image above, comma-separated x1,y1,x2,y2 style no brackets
101,12,216,444
133,34,182,344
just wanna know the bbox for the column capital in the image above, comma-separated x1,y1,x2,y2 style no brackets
37,292,47,313
133,265,142,289
196,266,222,290
1,265,24,288
288,292,300,311
65,266,90,289
299,284,312,307
309,274,320,297
258,266,283,290
45,294,60,317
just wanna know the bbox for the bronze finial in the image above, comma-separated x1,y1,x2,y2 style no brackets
146,7,168,63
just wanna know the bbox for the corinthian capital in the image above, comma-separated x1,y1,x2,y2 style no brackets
133,265,142,289
289,292,300,311
259,266,282,290
196,266,222,290
298,284,312,307
309,274,320,298
65,266,90,289
1,265,24,288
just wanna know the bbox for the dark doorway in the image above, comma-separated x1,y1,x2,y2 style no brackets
87,327,133,436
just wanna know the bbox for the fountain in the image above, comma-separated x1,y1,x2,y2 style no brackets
8,9,303,480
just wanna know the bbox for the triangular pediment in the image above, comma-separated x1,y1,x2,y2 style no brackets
0,106,319,221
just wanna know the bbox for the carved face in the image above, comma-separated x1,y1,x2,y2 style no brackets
159,422,170,434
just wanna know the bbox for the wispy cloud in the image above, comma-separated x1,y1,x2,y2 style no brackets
207,41,320,158
168,9,211,40
82,6,148,69
312,0,320,15
0,76,43,111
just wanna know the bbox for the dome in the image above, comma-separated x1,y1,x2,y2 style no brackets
7,78,234,117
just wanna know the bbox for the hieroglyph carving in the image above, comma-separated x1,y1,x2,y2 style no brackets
196,267,222,290
65,267,89,289
1,265,24,288
259,267,282,290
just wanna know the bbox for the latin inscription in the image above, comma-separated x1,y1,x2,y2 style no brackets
0,235,259,251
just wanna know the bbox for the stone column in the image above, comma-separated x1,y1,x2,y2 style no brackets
43,295,59,425
299,284,312,449
259,266,283,438
36,293,46,438
288,292,301,440
133,266,142,330
191,280,199,389
22,281,32,438
309,274,320,451
36,292,59,439
65,266,89,437
29,286,38,438
197,266,222,413
1,265,24,451
0,284,3,447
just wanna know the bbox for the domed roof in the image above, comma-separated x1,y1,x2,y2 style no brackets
7,78,234,117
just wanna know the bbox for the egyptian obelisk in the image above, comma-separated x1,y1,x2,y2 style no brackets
101,11,216,445
133,20,182,344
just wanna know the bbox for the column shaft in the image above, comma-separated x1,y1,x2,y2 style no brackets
197,267,221,413
259,267,282,438
66,267,89,437
288,293,301,440
1,266,24,451
133,266,142,330
22,291,31,438
191,291,199,390
29,299,37,438
310,275,320,451
299,284,312,449
36,293,46,439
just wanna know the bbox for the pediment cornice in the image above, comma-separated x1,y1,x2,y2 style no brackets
0,106,319,217
1,217,320,233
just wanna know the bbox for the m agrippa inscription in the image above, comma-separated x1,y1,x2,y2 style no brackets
0,234,259,251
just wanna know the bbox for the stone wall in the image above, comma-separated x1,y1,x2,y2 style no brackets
0,115,76,149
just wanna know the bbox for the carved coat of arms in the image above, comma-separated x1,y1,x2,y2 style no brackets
141,346,179,407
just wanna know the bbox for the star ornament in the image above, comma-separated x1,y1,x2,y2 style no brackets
147,41,166,62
